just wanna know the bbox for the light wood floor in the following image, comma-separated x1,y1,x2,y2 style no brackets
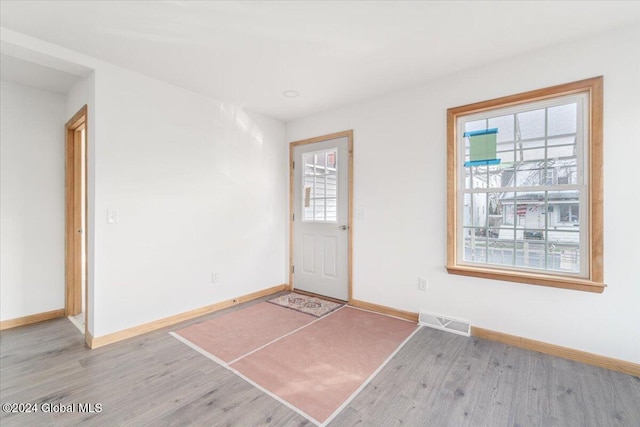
1,294,639,426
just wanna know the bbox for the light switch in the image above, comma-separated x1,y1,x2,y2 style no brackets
107,209,118,224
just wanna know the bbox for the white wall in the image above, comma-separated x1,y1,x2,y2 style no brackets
90,64,287,337
0,80,67,320
66,74,90,118
1,29,288,338
286,25,640,363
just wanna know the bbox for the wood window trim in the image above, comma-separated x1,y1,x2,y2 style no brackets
446,77,605,293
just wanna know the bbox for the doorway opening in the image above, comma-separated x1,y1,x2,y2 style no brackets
289,130,353,302
65,105,88,341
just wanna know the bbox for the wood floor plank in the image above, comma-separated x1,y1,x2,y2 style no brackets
328,327,640,427
503,350,557,427
474,344,532,426
2,295,639,427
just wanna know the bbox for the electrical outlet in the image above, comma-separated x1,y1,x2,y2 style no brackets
418,277,428,291
211,273,219,284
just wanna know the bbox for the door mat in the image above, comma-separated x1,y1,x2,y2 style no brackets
268,292,343,318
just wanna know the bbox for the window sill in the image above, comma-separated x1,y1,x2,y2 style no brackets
446,265,605,293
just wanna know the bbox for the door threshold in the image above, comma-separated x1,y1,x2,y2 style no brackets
68,314,85,333
290,288,347,304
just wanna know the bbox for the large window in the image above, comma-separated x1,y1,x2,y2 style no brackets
447,77,604,293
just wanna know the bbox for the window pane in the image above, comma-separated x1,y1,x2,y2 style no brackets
465,165,489,190
497,146,515,164
548,103,577,136
315,176,326,197
516,109,545,140
514,191,545,230
471,193,487,227
463,229,487,263
520,147,546,162
548,158,578,185
501,193,515,226
488,165,502,189
515,162,546,186
314,198,326,221
326,198,337,222
546,231,580,272
547,145,575,160
303,168,315,221
304,202,314,221
548,190,580,227
487,192,504,242
326,174,337,197
463,193,487,228
519,138,546,149
487,192,501,221
488,114,515,143
465,120,487,134
464,166,473,189
476,165,488,189
547,190,580,272
487,238,514,267
548,135,575,146
317,152,326,168
515,240,546,270
463,193,473,227
302,148,338,222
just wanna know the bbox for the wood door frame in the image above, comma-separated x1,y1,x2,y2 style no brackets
65,105,88,340
289,130,354,302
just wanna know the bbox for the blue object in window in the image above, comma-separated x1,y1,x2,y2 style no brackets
464,128,499,167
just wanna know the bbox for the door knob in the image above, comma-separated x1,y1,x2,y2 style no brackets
339,225,349,230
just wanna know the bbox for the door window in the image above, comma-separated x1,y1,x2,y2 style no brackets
302,149,338,222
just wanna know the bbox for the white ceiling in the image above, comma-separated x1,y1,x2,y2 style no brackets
1,1,638,122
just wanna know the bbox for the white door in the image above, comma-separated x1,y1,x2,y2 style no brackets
293,136,349,300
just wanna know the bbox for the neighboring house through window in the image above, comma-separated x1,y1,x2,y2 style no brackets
446,77,604,293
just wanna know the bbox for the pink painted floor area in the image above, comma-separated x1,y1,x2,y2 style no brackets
175,302,315,363
230,307,418,423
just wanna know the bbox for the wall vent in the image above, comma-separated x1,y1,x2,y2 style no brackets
418,311,471,337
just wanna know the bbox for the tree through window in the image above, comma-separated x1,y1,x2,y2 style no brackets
447,77,604,293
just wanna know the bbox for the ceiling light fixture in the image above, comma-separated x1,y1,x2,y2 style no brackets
283,90,300,98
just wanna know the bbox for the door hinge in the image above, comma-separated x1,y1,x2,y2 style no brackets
292,213,295,221
293,161,295,169
292,265,295,273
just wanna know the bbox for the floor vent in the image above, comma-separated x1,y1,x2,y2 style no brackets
418,312,471,337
